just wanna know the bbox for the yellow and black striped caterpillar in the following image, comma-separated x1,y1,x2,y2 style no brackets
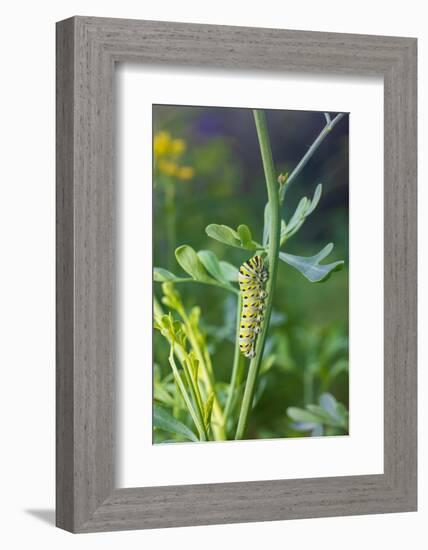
238,255,269,358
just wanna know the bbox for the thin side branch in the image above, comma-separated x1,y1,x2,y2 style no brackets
280,112,345,203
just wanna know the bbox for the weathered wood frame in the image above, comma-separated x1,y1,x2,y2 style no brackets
56,16,417,533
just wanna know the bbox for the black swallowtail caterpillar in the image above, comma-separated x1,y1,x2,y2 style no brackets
238,255,269,358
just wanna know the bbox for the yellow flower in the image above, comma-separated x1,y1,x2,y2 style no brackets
176,166,194,180
170,138,186,156
158,159,178,177
153,131,194,180
154,131,171,157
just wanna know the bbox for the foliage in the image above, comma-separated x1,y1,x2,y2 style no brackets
154,284,225,441
287,392,349,436
279,243,344,283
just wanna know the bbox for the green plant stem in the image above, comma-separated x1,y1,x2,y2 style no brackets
280,113,344,203
235,110,281,440
224,293,245,431
185,357,205,414
181,357,209,440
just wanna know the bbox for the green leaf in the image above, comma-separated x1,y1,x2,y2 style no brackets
206,224,241,248
306,404,342,427
282,184,323,241
237,224,255,249
219,261,239,282
153,404,198,442
203,392,214,427
306,183,322,215
284,219,305,240
288,394,349,432
287,393,348,431
279,243,344,283
319,393,348,429
287,407,323,424
206,224,260,251
197,250,228,283
175,245,214,282
153,267,180,282
187,351,199,381
154,256,237,294
319,392,339,417
154,384,176,408
287,197,308,232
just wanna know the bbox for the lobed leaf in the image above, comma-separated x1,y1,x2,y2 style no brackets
279,243,344,283
287,197,308,232
282,184,323,241
306,183,322,216
287,393,349,432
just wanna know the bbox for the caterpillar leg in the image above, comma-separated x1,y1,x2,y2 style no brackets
244,346,256,358
240,344,256,358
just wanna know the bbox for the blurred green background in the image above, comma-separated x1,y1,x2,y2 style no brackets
153,105,349,441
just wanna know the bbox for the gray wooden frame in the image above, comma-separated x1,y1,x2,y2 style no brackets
56,16,417,533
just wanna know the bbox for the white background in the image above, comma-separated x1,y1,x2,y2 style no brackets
0,1,425,549
118,67,384,487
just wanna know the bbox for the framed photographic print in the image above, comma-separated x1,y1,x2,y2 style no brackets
56,17,417,532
